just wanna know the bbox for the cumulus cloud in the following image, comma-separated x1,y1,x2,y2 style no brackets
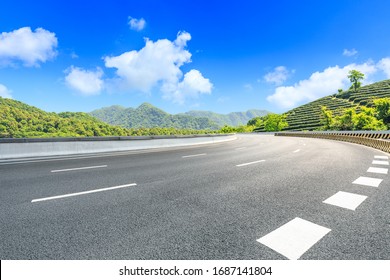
128,17,146,31
264,66,292,85
0,27,58,67
162,69,212,104
267,62,377,109
0,84,12,98
378,57,390,78
105,31,212,104
65,66,104,96
343,48,358,57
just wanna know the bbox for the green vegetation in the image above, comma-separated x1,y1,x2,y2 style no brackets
90,103,270,129
90,103,219,130
348,69,364,92
247,113,288,132
0,97,221,138
252,79,390,132
184,109,270,127
320,105,386,130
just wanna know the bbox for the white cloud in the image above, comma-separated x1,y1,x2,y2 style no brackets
0,84,12,98
0,27,58,67
65,66,104,96
378,57,390,78
264,66,292,85
128,17,146,31
343,48,358,57
104,31,212,104
162,69,212,104
244,83,253,90
267,62,377,109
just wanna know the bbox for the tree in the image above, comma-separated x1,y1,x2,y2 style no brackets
320,106,334,130
373,98,390,126
348,70,364,92
263,113,288,132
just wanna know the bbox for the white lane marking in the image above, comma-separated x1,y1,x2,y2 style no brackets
372,160,389,166
31,183,137,203
236,160,265,167
235,147,247,150
367,167,388,175
257,217,331,260
352,176,383,188
374,155,389,159
323,191,367,211
182,153,207,158
293,149,300,153
51,165,107,173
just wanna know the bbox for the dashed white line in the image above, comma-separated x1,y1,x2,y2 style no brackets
235,147,247,150
374,155,389,160
257,217,331,260
352,176,383,188
51,165,107,173
293,149,300,153
367,167,388,174
236,160,265,167
372,160,389,166
31,183,137,203
323,191,368,211
182,153,207,158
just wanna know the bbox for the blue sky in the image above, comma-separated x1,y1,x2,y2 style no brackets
1,0,390,114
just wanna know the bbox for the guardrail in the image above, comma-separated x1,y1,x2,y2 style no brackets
275,131,390,153
0,134,237,160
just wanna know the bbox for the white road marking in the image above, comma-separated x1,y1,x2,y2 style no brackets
257,217,331,260
367,167,388,174
235,147,247,150
293,149,300,153
236,160,265,167
31,183,137,203
374,155,389,160
323,191,367,211
182,153,207,158
372,160,389,166
352,176,383,188
51,165,107,173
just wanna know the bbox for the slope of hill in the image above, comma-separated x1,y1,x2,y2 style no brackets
0,97,131,138
184,109,271,127
255,79,390,131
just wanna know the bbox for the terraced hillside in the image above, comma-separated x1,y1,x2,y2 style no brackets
256,79,390,131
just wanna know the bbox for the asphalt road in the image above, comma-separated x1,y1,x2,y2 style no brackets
1,134,389,260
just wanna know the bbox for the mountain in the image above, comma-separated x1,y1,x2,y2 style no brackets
90,103,270,129
0,97,131,138
90,103,219,129
254,79,390,131
184,109,271,127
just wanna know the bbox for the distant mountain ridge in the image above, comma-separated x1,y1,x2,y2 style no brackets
89,103,270,129
184,109,270,127
89,103,219,130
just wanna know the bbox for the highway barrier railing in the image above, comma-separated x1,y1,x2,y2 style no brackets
275,131,390,153
0,134,237,160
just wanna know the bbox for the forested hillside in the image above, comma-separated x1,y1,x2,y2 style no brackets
0,98,219,138
90,103,219,130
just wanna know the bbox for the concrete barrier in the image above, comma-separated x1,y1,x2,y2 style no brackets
275,131,390,153
0,134,237,160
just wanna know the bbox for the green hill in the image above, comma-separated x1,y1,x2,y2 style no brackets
255,79,390,131
184,109,271,127
90,103,220,130
0,97,132,138
0,98,220,138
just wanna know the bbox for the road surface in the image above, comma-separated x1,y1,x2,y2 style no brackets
1,134,389,259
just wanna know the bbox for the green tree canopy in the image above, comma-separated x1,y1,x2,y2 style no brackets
348,70,364,92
